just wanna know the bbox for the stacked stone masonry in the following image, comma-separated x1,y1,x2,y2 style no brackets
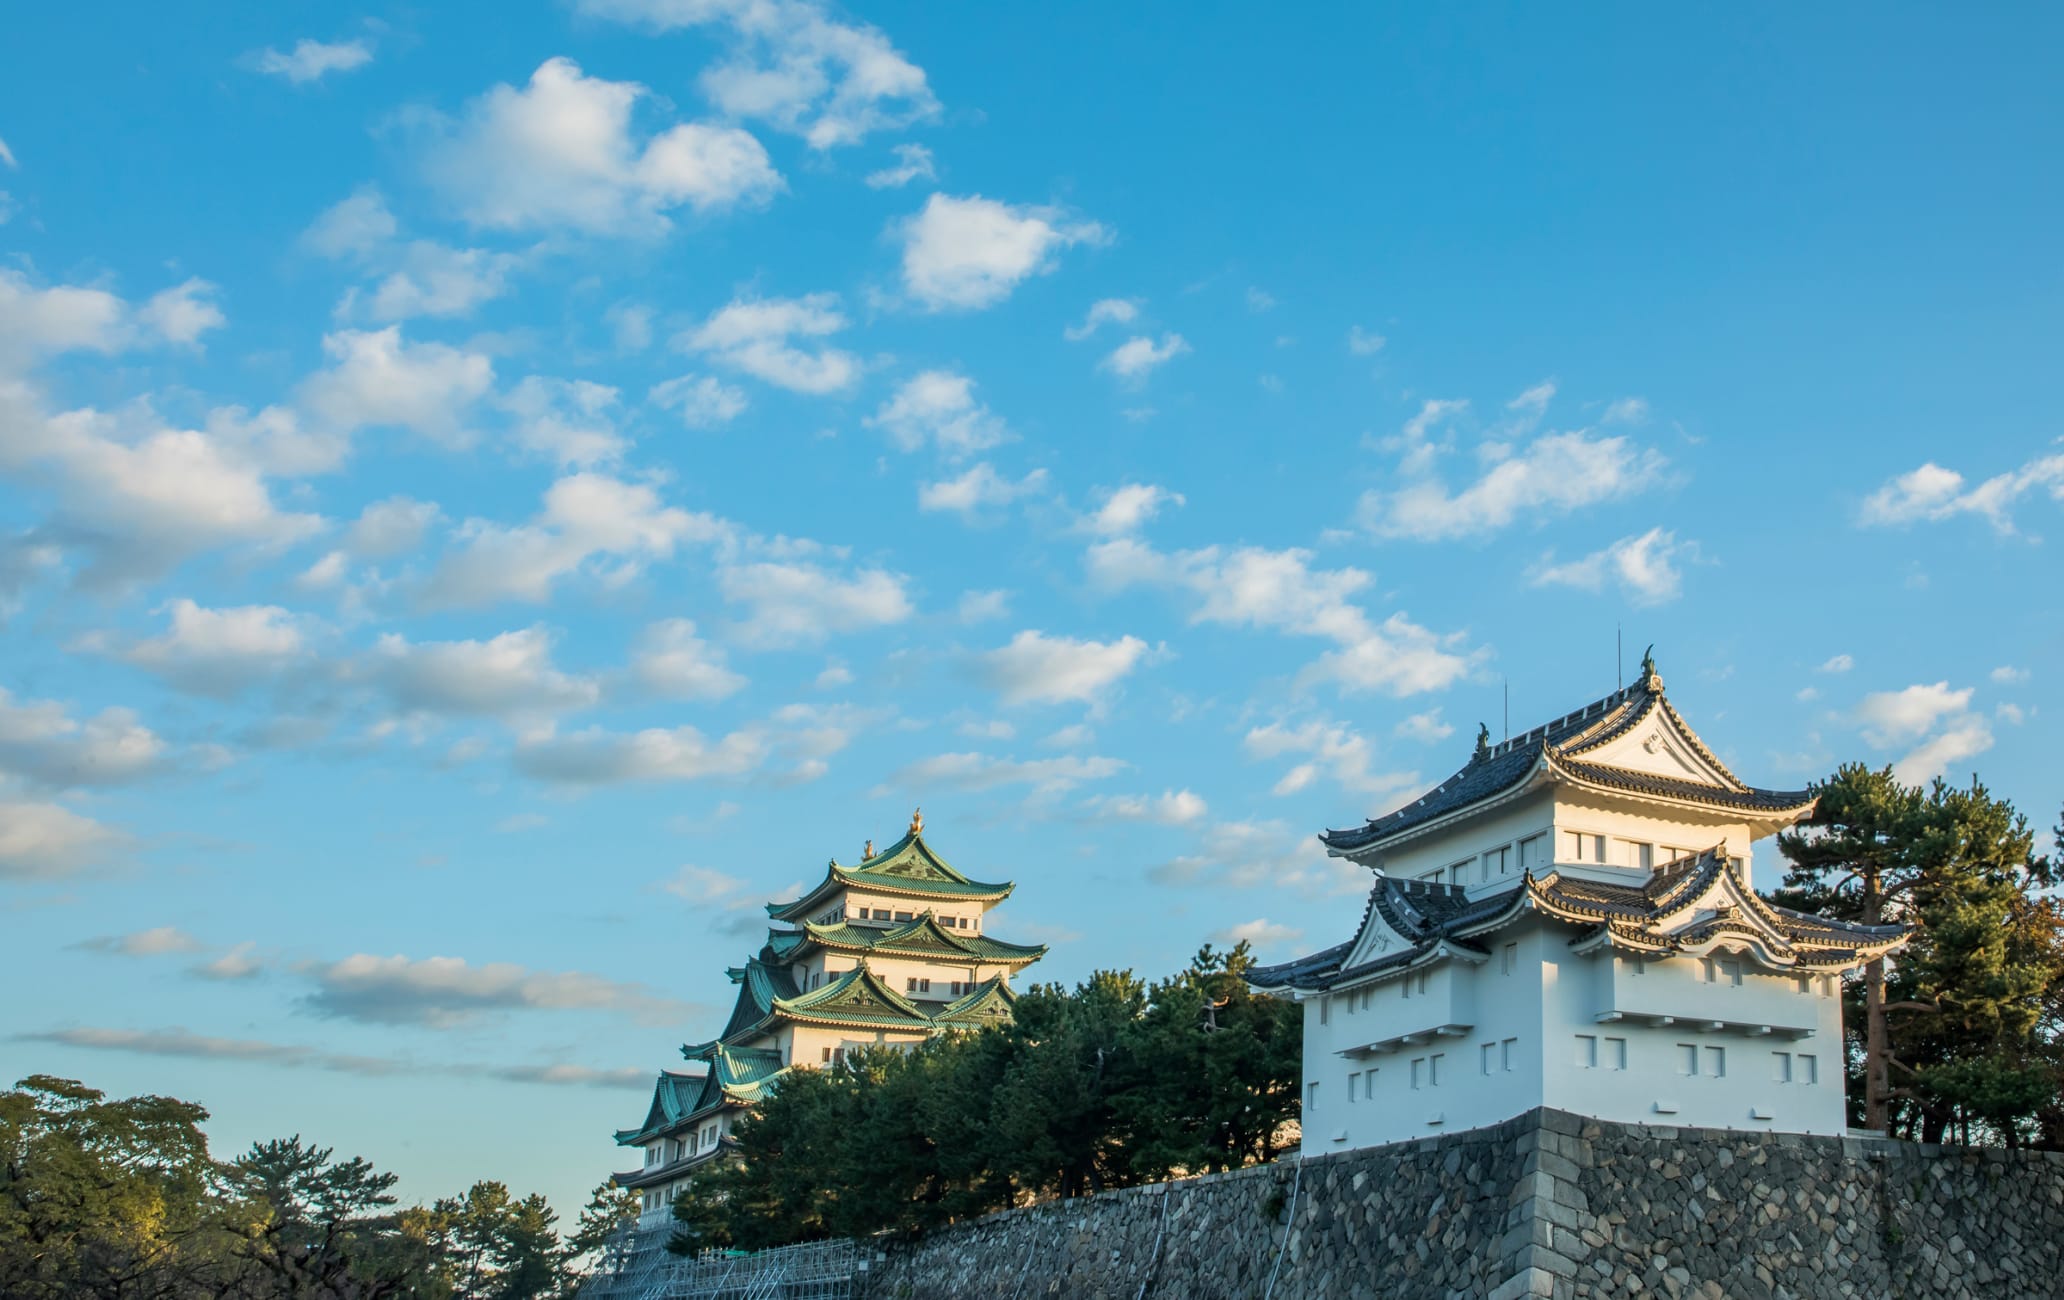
862,1108,2064,1299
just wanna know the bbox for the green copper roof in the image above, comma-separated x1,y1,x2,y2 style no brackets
766,830,1015,920
932,975,1019,1026
797,913,1046,965
718,955,801,1041
620,1043,788,1145
769,961,937,1031
613,1070,706,1146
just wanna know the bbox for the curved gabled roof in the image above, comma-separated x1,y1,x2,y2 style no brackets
1320,662,1813,856
613,1044,783,1147
769,961,936,1032
717,955,801,1041
796,913,1046,965
932,975,1019,1026
1248,846,1909,994
766,829,1015,920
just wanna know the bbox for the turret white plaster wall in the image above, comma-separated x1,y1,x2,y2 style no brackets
1298,914,1851,1153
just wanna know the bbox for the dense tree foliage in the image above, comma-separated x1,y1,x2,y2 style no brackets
1776,766,2064,1144
669,942,1301,1251
0,1076,617,1298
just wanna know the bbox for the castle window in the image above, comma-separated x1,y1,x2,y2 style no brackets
1348,1070,1361,1101
1518,834,1547,871
1410,1057,1425,1090
1633,842,1655,871
1363,1070,1378,1099
1773,1051,1793,1083
1717,958,1742,986
1566,831,1606,863
1501,943,1518,975
1704,1046,1726,1077
1677,1044,1698,1075
1306,1082,1319,1112
1429,1053,1444,1086
1799,1054,1818,1084
1482,1043,1497,1075
906,977,931,993
1501,1039,1517,1072
1483,846,1510,879
895,911,914,922
1575,1034,1598,1068
1604,1037,1626,1070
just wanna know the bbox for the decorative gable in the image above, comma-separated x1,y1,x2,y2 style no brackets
1569,708,1737,790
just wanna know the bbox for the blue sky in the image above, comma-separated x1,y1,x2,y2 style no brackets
2,3,2059,1218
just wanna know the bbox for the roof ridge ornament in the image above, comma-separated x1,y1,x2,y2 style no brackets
1473,723,1491,763
910,806,924,835
1639,644,1663,694
863,839,874,861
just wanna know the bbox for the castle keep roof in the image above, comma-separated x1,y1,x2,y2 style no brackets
1321,661,1815,857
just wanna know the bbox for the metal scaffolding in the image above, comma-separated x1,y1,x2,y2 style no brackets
581,1225,862,1300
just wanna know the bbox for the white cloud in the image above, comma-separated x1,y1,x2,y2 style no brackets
1394,709,1454,744
1602,397,1649,425
1346,325,1386,356
1064,298,1139,342
1082,789,1207,825
424,472,725,607
1861,452,2064,534
1530,527,1691,606
631,619,746,700
115,600,308,697
1209,918,1303,949
877,751,1125,797
1893,716,1995,787
304,189,398,257
514,724,769,786
1379,398,1469,475
977,630,1149,708
1819,654,1855,675
0,688,166,786
917,463,1048,517
578,0,939,149
343,496,440,562
76,926,203,956
1042,723,1094,749
866,143,936,188
197,942,263,980
0,135,15,168
1361,428,1668,542
500,376,624,467
299,327,493,446
1245,287,1276,313
957,589,1010,623
305,190,520,322
517,704,863,787
0,799,125,880
0,387,327,584
302,952,684,1026
606,302,654,351
23,1026,647,1088
1244,718,1417,799
1149,818,1361,898
1087,537,1479,697
719,561,913,647
427,58,782,235
815,663,855,689
363,626,601,722
252,38,374,84
897,193,1106,311
134,280,227,347
1856,682,1973,747
1100,333,1189,383
0,271,224,371
1990,665,2029,685
1086,483,1184,536
650,374,748,428
679,293,860,394
866,370,1010,457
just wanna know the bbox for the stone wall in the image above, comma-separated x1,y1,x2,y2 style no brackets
860,1109,2064,1300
